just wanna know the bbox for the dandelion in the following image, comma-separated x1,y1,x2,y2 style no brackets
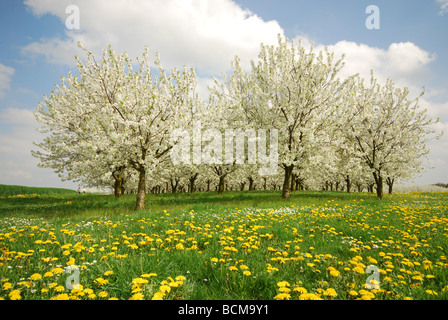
152,291,165,300
359,290,375,300
353,266,365,274
51,267,64,274
348,290,358,297
273,293,291,300
29,273,42,281
132,278,148,286
2,282,12,291
142,273,157,278
159,285,171,293
129,292,144,300
50,293,69,300
277,281,290,288
104,270,114,276
278,286,291,293
243,270,251,276
43,271,53,278
95,278,109,286
293,287,307,294
9,289,21,300
299,293,323,300
324,288,337,298
54,285,65,292
329,269,340,277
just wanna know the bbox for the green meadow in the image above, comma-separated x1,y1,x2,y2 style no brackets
1,186,447,300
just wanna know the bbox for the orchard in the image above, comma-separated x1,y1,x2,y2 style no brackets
32,36,441,210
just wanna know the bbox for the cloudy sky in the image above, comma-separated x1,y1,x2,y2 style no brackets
1,0,447,190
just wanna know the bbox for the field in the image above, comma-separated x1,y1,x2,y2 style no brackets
1,187,447,300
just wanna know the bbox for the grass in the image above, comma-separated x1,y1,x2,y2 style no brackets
0,186,447,300
0,184,77,197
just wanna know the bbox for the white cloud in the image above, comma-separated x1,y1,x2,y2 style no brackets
22,0,284,73
314,40,435,95
0,107,36,126
0,63,15,98
437,0,448,15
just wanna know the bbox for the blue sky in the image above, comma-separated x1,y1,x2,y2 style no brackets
0,0,447,189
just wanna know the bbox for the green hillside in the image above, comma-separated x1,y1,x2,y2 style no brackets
0,184,77,197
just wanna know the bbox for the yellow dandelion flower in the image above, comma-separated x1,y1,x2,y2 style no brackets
29,273,42,281
152,291,165,300
51,267,64,274
129,292,144,300
273,293,291,300
9,289,21,300
330,269,340,277
160,285,171,293
54,285,65,292
50,293,69,300
426,290,438,296
348,290,358,297
142,273,157,278
293,287,307,294
277,281,290,287
132,277,149,285
353,266,365,274
324,288,337,298
95,278,109,286
2,282,12,291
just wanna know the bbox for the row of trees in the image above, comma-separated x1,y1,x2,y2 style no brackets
33,36,440,209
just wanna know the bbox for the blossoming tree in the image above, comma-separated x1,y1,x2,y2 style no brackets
343,73,440,199
33,43,200,209
214,36,349,199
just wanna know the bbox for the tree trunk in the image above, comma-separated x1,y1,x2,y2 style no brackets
386,177,394,194
112,166,126,199
170,178,179,193
135,168,146,210
290,173,296,192
188,173,198,193
113,176,123,199
248,177,254,191
372,171,383,199
345,175,351,193
218,176,225,194
281,164,294,199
